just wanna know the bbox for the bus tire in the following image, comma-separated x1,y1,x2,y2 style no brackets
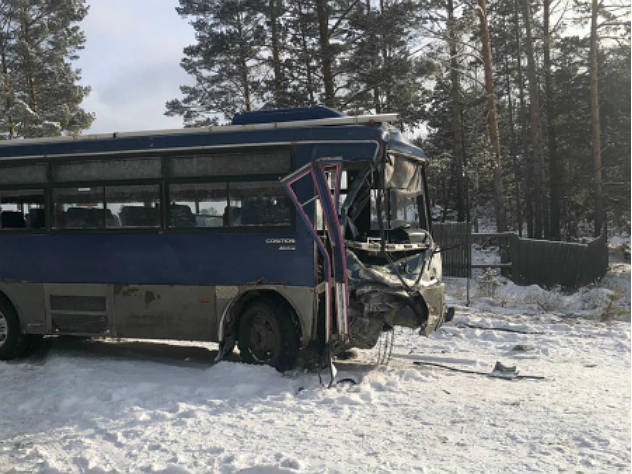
238,298,299,372
0,298,29,360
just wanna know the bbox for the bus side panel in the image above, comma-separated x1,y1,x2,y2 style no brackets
0,282,46,334
113,284,216,341
0,232,314,286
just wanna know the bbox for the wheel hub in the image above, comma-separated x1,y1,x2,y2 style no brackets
0,311,7,348
249,314,281,362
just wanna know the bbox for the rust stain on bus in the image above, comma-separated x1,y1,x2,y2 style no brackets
114,285,141,296
144,291,156,306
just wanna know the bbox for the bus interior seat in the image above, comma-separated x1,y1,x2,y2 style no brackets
119,206,160,227
223,206,241,226
120,206,159,227
65,207,105,228
170,204,195,227
267,199,290,224
28,208,46,229
106,209,120,227
240,198,264,225
240,198,288,225
0,211,26,228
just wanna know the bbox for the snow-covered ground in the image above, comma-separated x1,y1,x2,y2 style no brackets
1,263,630,473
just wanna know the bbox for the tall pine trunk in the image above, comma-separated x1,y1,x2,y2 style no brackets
0,47,15,138
477,0,507,233
513,0,532,236
316,0,335,107
447,0,467,222
365,0,381,113
20,11,37,113
0,16,14,138
504,54,523,235
590,0,604,236
521,0,545,238
236,13,252,111
378,0,392,110
269,0,285,107
296,0,316,105
544,0,561,240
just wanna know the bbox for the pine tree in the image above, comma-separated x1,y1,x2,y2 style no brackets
476,0,507,233
571,0,629,235
341,0,432,129
0,0,93,139
445,0,467,221
165,0,265,126
284,0,320,106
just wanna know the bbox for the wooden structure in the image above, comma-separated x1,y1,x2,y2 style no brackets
432,223,609,289
431,222,471,278
509,233,608,288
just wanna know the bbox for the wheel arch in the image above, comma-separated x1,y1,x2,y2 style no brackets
0,289,21,329
218,288,308,349
0,282,47,335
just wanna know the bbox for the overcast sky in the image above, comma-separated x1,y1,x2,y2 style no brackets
75,1,195,133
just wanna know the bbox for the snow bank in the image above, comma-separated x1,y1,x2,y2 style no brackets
446,259,630,321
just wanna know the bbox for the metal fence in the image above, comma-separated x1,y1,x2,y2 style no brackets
510,233,608,288
432,222,609,289
431,222,471,278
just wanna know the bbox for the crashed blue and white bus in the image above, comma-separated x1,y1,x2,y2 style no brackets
0,107,451,370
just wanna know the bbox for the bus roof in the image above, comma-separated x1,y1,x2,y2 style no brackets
0,108,426,162
0,111,397,148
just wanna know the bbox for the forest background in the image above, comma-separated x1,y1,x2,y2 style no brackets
1,0,630,240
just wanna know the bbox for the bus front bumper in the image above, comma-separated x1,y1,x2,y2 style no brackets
419,282,446,335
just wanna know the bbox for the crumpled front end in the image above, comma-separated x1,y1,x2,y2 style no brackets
342,238,450,351
281,123,452,353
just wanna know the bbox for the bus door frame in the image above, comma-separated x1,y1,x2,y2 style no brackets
281,157,349,343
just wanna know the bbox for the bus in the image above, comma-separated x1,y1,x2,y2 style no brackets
0,106,451,370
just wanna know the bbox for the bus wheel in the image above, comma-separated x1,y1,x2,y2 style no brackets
238,298,299,372
0,299,29,360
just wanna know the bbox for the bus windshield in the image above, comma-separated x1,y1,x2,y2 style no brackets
386,153,429,230
368,153,429,231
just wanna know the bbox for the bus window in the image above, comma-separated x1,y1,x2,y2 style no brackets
53,157,161,182
0,163,47,185
168,182,228,228
228,182,291,227
106,185,160,228
169,150,291,178
53,187,106,229
0,189,46,230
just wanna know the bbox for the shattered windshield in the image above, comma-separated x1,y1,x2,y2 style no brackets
389,189,422,228
370,153,429,230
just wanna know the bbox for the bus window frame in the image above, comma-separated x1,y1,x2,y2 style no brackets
0,186,48,233
0,144,296,234
165,177,295,232
162,145,296,233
